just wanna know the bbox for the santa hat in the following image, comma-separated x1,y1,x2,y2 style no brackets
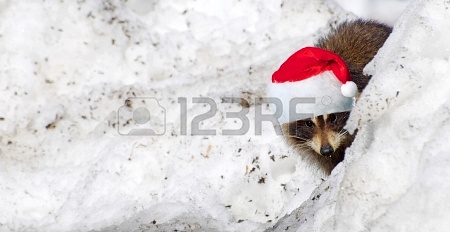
268,47,357,124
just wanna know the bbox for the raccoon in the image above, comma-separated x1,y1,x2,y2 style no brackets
283,20,392,174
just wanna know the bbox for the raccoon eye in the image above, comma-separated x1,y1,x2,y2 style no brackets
329,114,337,122
305,120,314,127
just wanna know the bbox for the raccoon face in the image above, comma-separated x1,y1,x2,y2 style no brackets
282,111,355,173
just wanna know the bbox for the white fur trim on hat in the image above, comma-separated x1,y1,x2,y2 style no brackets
267,71,355,124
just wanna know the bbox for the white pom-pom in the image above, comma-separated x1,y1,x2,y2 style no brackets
341,81,357,97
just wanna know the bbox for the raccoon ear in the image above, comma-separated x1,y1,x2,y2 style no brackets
341,81,357,97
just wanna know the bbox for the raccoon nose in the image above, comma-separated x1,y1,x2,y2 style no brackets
320,145,334,157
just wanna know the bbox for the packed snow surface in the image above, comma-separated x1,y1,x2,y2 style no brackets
1,0,449,231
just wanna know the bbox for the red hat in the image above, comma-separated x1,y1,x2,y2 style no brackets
268,47,357,123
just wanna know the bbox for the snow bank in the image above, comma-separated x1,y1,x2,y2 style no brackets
272,0,450,231
333,0,413,25
1,0,446,231
339,0,450,230
0,0,332,231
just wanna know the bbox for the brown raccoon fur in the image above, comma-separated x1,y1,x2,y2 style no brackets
283,20,392,174
316,20,393,94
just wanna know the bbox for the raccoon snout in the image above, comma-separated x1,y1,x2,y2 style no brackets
320,145,334,157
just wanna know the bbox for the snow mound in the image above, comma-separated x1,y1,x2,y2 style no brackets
271,0,450,231
0,0,331,231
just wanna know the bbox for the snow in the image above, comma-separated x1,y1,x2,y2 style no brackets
0,0,449,231
273,0,450,231
333,0,413,26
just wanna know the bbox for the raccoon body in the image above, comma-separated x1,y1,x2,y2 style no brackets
316,20,393,94
283,20,392,174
